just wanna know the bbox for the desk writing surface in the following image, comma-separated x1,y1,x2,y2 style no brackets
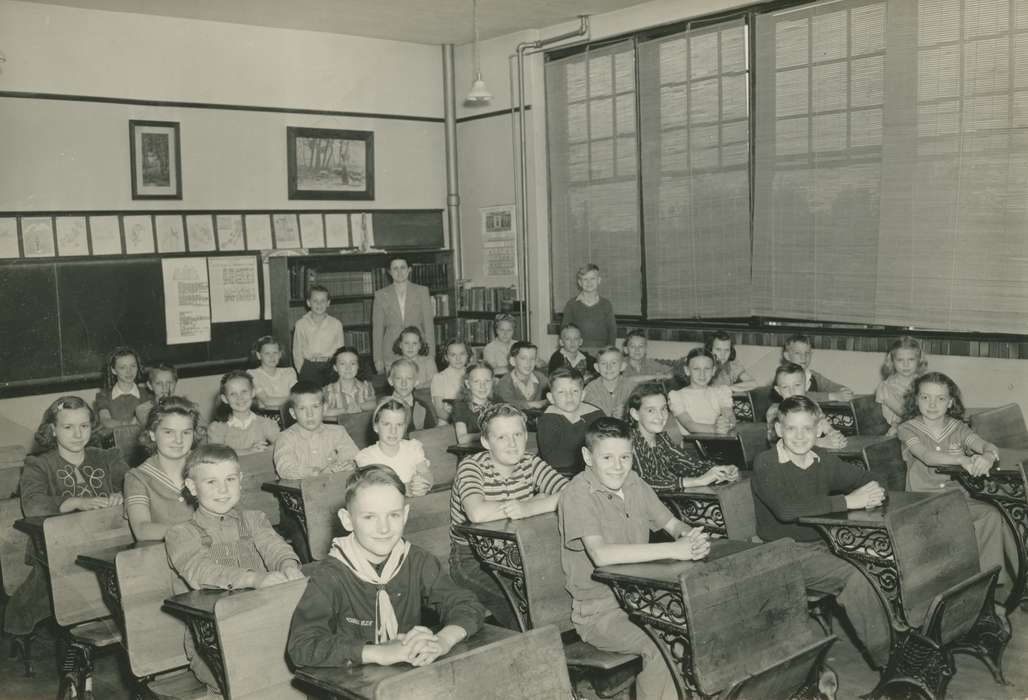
826,435,891,455
77,543,134,569
593,539,759,587
262,479,301,495
293,624,515,700
798,491,935,527
164,587,235,618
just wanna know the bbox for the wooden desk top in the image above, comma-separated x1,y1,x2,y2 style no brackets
452,514,522,541
293,624,516,700
662,475,750,499
76,542,138,572
13,514,52,536
592,539,760,587
163,588,238,620
262,479,302,495
825,435,892,455
446,444,482,458
931,448,1028,476
798,491,935,527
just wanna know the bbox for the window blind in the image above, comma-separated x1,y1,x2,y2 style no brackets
638,19,752,320
874,0,1028,333
752,0,887,324
546,40,643,315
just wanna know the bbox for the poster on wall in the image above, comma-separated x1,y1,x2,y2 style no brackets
208,255,260,323
480,205,517,281
244,214,273,250
325,213,350,248
123,215,155,255
299,213,326,249
89,216,123,255
272,213,301,248
216,214,245,251
161,257,211,344
186,214,217,252
56,216,89,256
21,217,56,258
156,214,186,254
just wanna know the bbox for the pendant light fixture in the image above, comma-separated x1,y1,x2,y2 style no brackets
466,0,492,104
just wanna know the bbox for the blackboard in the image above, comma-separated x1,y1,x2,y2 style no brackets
374,210,444,249
0,256,269,394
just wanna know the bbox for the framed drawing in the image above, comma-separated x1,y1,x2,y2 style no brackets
21,217,55,258
287,127,374,200
123,215,155,254
56,216,89,256
0,217,19,258
129,120,182,200
155,214,186,254
186,214,216,252
89,215,123,256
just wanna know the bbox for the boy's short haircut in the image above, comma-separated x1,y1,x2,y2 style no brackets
388,357,419,377
584,416,630,449
494,313,515,325
783,334,813,350
387,255,409,268
559,323,581,336
548,366,585,388
289,381,324,404
444,337,468,354
185,443,240,480
307,284,330,299
623,328,647,343
508,340,537,359
342,464,407,509
147,363,178,381
596,346,623,361
775,395,821,422
576,263,600,278
464,363,494,378
479,403,527,438
773,362,806,386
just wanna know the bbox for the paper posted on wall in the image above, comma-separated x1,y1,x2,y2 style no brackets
480,205,517,282
208,256,260,323
162,258,211,344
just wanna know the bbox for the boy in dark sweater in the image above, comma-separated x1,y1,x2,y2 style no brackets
288,465,486,668
751,395,889,668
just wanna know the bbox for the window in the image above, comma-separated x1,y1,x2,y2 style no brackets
547,40,643,315
638,19,751,319
545,0,1028,335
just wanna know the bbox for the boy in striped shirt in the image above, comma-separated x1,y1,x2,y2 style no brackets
448,403,568,628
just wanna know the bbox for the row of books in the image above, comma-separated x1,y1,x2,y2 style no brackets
431,293,451,317
288,300,373,328
454,318,512,345
288,261,452,300
344,330,372,354
458,286,517,312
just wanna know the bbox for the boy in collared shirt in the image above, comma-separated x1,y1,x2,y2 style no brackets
494,341,548,410
166,444,303,690
781,334,853,402
558,417,710,700
388,358,439,432
274,381,359,479
583,346,633,419
292,284,344,385
751,395,890,668
449,403,568,628
764,362,847,448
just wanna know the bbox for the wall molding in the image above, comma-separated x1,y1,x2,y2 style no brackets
0,90,445,123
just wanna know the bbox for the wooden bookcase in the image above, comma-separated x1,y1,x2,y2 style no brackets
268,249,456,368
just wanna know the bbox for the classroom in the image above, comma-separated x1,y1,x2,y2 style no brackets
2,0,1028,698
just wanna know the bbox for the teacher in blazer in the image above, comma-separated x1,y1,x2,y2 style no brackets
372,256,436,373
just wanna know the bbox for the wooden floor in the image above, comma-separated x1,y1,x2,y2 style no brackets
4,610,1028,699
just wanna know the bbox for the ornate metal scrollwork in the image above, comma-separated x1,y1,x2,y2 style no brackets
816,524,908,632
661,495,726,536
465,533,529,629
97,569,124,628
732,397,754,422
608,581,700,696
823,411,857,436
187,617,227,697
276,491,307,535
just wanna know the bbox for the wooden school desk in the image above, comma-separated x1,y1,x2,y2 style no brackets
76,542,135,626
293,624,517,700
592,539,835,700
934,446,1028,612
799,490,1010,697
657,478,754,539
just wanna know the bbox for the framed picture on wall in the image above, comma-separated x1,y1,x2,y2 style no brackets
129,120,182,200
286,127,374,200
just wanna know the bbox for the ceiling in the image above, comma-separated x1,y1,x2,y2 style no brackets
16,0,658,44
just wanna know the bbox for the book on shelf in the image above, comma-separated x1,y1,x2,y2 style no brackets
458,286,517,312
344,329,372,355
431,293,451,317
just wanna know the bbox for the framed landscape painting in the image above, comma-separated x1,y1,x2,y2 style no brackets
287,127,374,200
130,120,182,199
